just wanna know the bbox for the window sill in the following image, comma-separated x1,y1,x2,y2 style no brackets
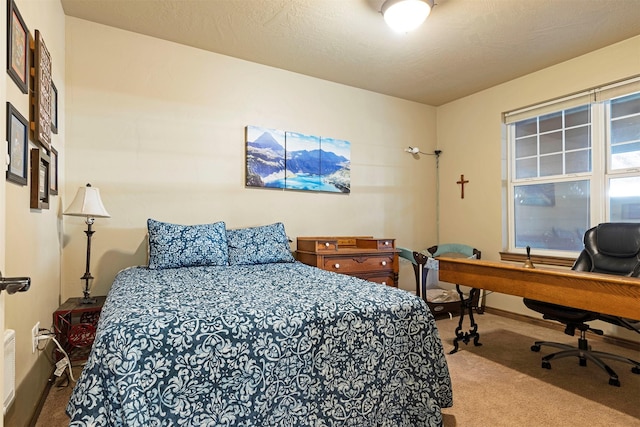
499,252,576,268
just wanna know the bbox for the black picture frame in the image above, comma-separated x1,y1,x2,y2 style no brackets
30,148,50,210
49,146,58,195
6,102,29,185
7,0,29,94
51,81,58,134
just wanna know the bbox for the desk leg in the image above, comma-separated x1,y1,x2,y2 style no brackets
450,286,482,354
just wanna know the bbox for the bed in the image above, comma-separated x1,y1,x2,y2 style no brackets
67,221,453,426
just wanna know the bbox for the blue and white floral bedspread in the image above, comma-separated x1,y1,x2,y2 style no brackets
67,262,452,426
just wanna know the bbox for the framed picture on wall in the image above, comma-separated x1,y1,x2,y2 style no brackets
7,0,29,94
31,30,52,150
6,102,29,185
51,81,59,134
245,125,351,194
49,146,58,195
30,148,50,210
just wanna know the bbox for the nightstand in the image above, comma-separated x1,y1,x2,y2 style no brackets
53,296,106,362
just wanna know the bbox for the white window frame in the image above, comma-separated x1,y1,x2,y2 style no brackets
504,77,640,256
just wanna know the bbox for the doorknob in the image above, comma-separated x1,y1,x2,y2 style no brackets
0,271,31,294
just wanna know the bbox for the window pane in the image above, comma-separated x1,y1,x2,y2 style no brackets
611,115,640,144
515,118,537,138
611,92,640,119
611,142,640,169
513,103,591,183
565,126,590,151
566,149,591,173
610,93,640,170
565,105,589,127
540,131,562,154
539,111,562,133
540,153,562,176
514,181,590,251
516,158,537,179
610,177,640,222
515,136,537,158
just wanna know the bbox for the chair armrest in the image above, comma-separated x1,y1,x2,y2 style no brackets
598,314,640,334
413,251,429,266
397,247,417,264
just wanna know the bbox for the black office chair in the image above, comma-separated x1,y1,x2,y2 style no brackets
523,222,640,386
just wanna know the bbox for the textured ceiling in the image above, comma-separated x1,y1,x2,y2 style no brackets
61,0,640,106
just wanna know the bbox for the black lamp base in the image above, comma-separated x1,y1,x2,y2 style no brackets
80,219,96,305
80,286,96,305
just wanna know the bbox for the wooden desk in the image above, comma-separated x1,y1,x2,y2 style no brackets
437,258,640,319
436,258,640,352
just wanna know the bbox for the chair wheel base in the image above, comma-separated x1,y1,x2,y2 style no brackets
531,345,541,352
632,366,640,375
579,358,587,367
609,378,621,387
542,361,551,369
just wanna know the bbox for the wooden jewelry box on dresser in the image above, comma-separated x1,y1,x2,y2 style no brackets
295,236,399,287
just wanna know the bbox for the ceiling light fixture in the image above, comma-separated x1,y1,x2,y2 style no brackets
381,0,434,33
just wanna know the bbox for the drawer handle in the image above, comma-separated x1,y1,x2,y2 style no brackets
383,241,389,246
381,261,387,266
325,242,330,247
382,281,387,285
334,263,340,269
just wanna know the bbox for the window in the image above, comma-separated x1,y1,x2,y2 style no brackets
505,80,640,254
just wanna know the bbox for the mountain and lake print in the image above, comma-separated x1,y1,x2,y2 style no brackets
245,126,351,193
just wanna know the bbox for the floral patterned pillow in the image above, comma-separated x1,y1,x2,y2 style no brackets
147,219,229,269
227,222,295,265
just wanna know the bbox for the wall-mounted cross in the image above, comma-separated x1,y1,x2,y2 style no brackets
457,174,469,199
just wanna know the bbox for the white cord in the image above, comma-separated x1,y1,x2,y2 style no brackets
36,333,76,382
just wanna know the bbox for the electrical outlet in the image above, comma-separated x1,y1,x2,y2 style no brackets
31,322,40,353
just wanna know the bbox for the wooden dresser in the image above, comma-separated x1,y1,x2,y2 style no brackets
296,236,399,287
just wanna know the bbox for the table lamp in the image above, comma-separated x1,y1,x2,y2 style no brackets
64,183,110,304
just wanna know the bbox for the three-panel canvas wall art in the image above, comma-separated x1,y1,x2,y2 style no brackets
245,126,351,194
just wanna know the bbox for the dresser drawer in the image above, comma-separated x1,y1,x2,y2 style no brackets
297,239,338,252
359,272,396,287
356,238,395,251
322,254,394,274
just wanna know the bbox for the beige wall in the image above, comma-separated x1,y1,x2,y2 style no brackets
62,17,439,300
437,35,640,341
4,0,66,424
4,9,639,422
1,1,7,425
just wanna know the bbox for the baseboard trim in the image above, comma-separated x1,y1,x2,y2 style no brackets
5,341,56,427
484,307,640,352
28,367,56,427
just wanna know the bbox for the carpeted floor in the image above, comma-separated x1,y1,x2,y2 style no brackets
437,313,640,426
35,312,640,426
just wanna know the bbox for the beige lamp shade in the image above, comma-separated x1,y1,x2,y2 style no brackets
64,184,110,218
